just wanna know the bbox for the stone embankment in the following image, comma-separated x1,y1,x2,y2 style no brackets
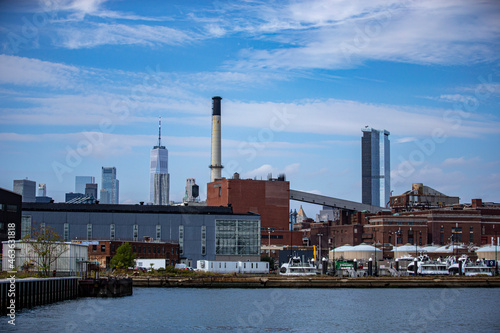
132,275,500,288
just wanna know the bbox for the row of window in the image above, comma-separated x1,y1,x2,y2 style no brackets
91,243,178,255
0,203,18,213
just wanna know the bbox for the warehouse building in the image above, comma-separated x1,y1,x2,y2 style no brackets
21,203,261,268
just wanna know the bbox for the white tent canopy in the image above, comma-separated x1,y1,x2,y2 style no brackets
476,245,500,260
342,244,381,260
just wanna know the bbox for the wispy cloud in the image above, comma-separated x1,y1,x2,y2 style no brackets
0,55,79,88
55,23,194,49
222,0,500,70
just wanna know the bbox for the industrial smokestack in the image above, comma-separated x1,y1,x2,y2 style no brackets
210,96,223,182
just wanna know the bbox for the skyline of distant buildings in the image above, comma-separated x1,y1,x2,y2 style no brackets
361,127,391,208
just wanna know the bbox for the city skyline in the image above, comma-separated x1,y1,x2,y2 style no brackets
0,1,499,212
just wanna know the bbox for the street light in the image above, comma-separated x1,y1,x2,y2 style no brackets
267,227,274,255
317,233,323,262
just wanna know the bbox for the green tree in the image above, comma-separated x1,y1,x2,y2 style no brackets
22,223,67,277
110,243,136,269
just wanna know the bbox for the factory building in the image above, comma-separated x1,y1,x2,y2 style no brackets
390,183,460,212
21,203,261,268
207,174,302,247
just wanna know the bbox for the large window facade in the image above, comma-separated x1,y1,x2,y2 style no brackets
215,220,260,255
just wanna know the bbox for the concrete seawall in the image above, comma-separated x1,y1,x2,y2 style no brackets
132,276,500,288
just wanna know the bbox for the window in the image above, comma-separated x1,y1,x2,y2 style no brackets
92,245,97,251
101,245,106,252
452,227,462,243
87,224,92,240
6,205,17,212
179,225,184,255
138,246,141,253
133,224,139,241
218,187,221,197
156,224,161,241
215,220,261,256
470,227,474,243
110,224,115,240
153,247,156,254
201,225,206,256
64,223,69,241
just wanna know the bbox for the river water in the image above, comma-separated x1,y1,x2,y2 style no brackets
2,287,499,332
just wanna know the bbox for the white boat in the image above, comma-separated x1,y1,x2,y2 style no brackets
407,255,449,276
279,256,317,276
449,256,493,276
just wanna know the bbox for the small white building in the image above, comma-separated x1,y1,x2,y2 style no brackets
2,240,88,276
135,258,167,270
196,260,269,274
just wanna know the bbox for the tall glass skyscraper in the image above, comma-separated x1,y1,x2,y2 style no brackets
150,118,169,205
361,127,390,207
101,167,119,204
75,176,95,194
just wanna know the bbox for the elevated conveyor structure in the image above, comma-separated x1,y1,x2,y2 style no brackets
290,189,384,213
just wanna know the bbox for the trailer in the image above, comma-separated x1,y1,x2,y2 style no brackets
196,260,269,274
135,259,167,270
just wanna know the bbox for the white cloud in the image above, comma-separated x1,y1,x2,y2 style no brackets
441,156,481,167
55,23,194,49
438,94,478,105
242,163,300,179
223,98,500,138
0,55,79,88
224,0,500,70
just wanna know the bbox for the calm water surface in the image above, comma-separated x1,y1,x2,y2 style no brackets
2,288,499,332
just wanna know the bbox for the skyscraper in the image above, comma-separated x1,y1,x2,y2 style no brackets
38,183,46,197
183,178,199,203
75,176,95,194
85,183,98,199
13,179,36,202
101,167,119,204
361,127,390,207
150,117,169,205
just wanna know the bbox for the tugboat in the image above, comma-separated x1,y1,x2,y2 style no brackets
279,256,317,276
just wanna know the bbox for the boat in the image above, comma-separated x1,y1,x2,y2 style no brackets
279,256,317,276
449,256,493,276
407,255,449,276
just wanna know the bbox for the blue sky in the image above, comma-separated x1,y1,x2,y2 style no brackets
0,0,499,216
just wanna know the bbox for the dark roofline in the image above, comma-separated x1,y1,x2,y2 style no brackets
21,202,260,216
0,187,22,197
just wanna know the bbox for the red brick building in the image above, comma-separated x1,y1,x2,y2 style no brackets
207,176,302,246
87,240,180,269
295,199,500,259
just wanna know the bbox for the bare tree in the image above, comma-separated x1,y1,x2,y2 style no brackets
22,223,67,276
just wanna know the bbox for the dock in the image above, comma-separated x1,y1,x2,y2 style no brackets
132,275,500,288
